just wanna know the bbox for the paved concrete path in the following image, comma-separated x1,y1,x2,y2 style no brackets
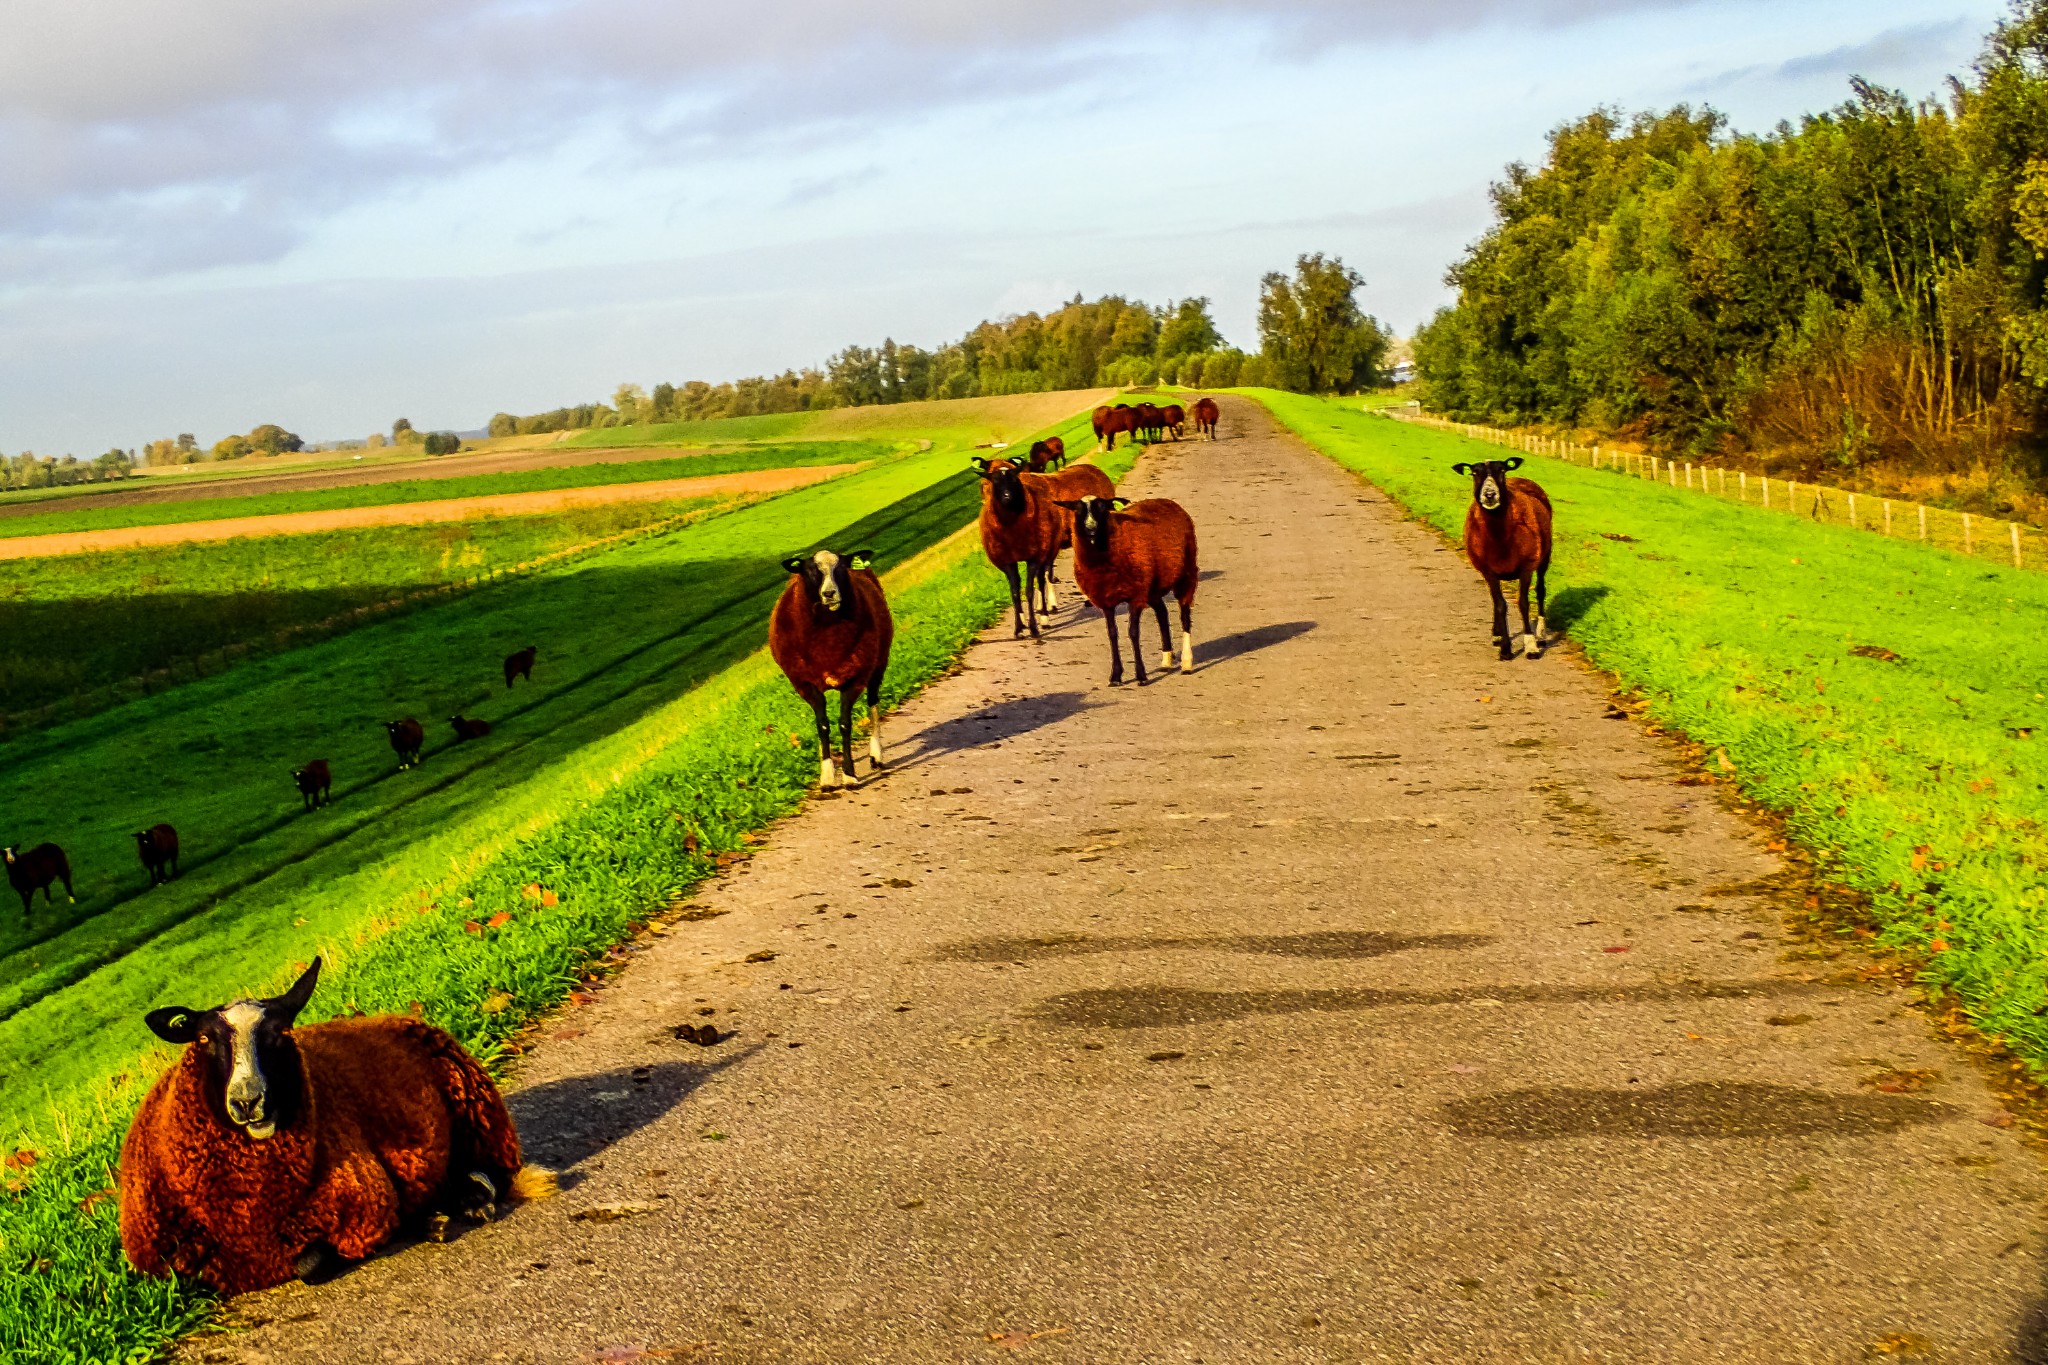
209,398,2048,1364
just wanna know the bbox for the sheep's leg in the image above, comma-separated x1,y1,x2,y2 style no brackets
1043,555,1060,611
1515,571,1539,659
1105,606,1126,686
1129,598,1149,684
1002,562,1026,638
866,670,887,771
1152,595,1173,672
1487,576,1512,661
799,686,836,787
838,687,859,784
1178,594,1196,670
1535,556,1551,647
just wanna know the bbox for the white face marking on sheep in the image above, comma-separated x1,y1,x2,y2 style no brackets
1479,474,1503,510
812,551,842,611
219,1000,276,1138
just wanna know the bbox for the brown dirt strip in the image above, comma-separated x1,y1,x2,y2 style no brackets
0,442,731,520
0,465,857,561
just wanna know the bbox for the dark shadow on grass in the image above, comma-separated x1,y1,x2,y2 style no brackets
1544,584,1610,636
1199,620,1316,667
510,1050,757,1170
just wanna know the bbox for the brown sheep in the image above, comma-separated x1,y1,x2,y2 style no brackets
976,457,1068,637
1094,404,1137,451
3,842,72,921
120,959,552,1296
1026,436,1067,472
134,824,179,887
503,645,537,689
384,717,424,770
1160,403,1186,439
449,715,492,741
1192,397,1220,440
770,550,894,788
1055,495,1199,685
293,760,331,811
1452,457,1554,660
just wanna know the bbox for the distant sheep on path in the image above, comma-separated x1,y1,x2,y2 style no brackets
1192,397,1220,440
120,958,552,1296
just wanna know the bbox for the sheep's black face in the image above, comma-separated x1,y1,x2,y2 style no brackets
780,549,872,618
1452,458,1523,512
145,958,321,1140
976,458,1030,517
1059,496,1129,554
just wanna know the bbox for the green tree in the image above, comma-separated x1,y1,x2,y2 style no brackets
488,412,517,438
392,418,416,443
1257,254,1389,392
245,423,303,455
1157,297,1224,358
423,431,461,455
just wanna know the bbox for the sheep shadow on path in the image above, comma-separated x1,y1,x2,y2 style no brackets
510,1050,756,1171
888,690,1098,774
1199,619,1316,668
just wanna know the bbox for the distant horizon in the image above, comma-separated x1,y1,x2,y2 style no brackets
0,0,2005,456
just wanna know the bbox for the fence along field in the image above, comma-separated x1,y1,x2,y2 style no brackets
0,395,1102,1135
1386,405,2043,571
1255,389,2048,1078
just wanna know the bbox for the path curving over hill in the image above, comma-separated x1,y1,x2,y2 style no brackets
203,397,2048,1364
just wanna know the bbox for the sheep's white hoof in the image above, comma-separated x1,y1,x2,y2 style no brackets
1159,650,1174,670
819,758,838,789
869,730,883,767
1181,637,1195,671
1522,632,1538,657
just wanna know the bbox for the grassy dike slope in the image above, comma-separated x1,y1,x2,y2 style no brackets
1252,389,2048,1058
0,413,1133,1365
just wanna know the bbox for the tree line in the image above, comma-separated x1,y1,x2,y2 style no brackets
486,255,1390,435
1415,0,2048,485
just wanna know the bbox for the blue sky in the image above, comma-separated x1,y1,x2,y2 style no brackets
0,0,2008,454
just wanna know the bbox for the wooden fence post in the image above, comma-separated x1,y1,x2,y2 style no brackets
2014,521,2024,569
1848,493,1856,527
1919,504,1927,541
1762,477,1769,510
1740,471,1747,501
1964,513,1974,556
1883,500,1892,535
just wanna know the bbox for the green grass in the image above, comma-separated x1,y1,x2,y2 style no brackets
0,442,884,541
0,496,761,720
1253,389,2048,1055
0,403,1130,1364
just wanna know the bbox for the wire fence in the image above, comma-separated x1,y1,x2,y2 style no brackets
1382,404,2034,573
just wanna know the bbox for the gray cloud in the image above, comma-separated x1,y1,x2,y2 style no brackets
1,0,1713,286
1692,18,1978,98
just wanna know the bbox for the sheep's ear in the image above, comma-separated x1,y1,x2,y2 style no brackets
270,957,322,1024
1503,457,1523,471
1111,497,1131,508
1451,463,1471,475
145,1006,208,1044
780,555,807,574
970,457,991,471
848,550,876,571
1053,499,1084,510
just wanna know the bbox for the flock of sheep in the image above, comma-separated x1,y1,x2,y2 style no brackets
104,392,1555,1304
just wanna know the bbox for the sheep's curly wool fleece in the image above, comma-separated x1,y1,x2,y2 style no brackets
120,1016,522,1295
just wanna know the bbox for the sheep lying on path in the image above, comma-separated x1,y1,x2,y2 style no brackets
4,842,72,920
121,959,551,1296
1451,456,1553,660
1056,495,1199,686
134,824,179,886
770,549,894,789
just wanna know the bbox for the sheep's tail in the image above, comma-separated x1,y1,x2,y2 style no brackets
509,1165,558,1202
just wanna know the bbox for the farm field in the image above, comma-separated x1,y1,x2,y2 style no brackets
1252,389,2048,1066
0,398,1109,1136
0,441,886,540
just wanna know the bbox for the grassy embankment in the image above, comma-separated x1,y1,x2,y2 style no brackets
0,442,885,541
1253,388,2048,1051
0,398,1134,1365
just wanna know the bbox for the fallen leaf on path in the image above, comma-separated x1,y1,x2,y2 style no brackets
3,1150,36,1171
1865,1333,1933,1357
1981,1111,2016,1128
463,920,483,935
745,950,778,963
1851,645,1903,664
1145,1051,1186,1062
486,912,512,929
1863,1069,1939,1095
1766,1014,1812,1027
885,878,914,888
1602,944,1632,954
